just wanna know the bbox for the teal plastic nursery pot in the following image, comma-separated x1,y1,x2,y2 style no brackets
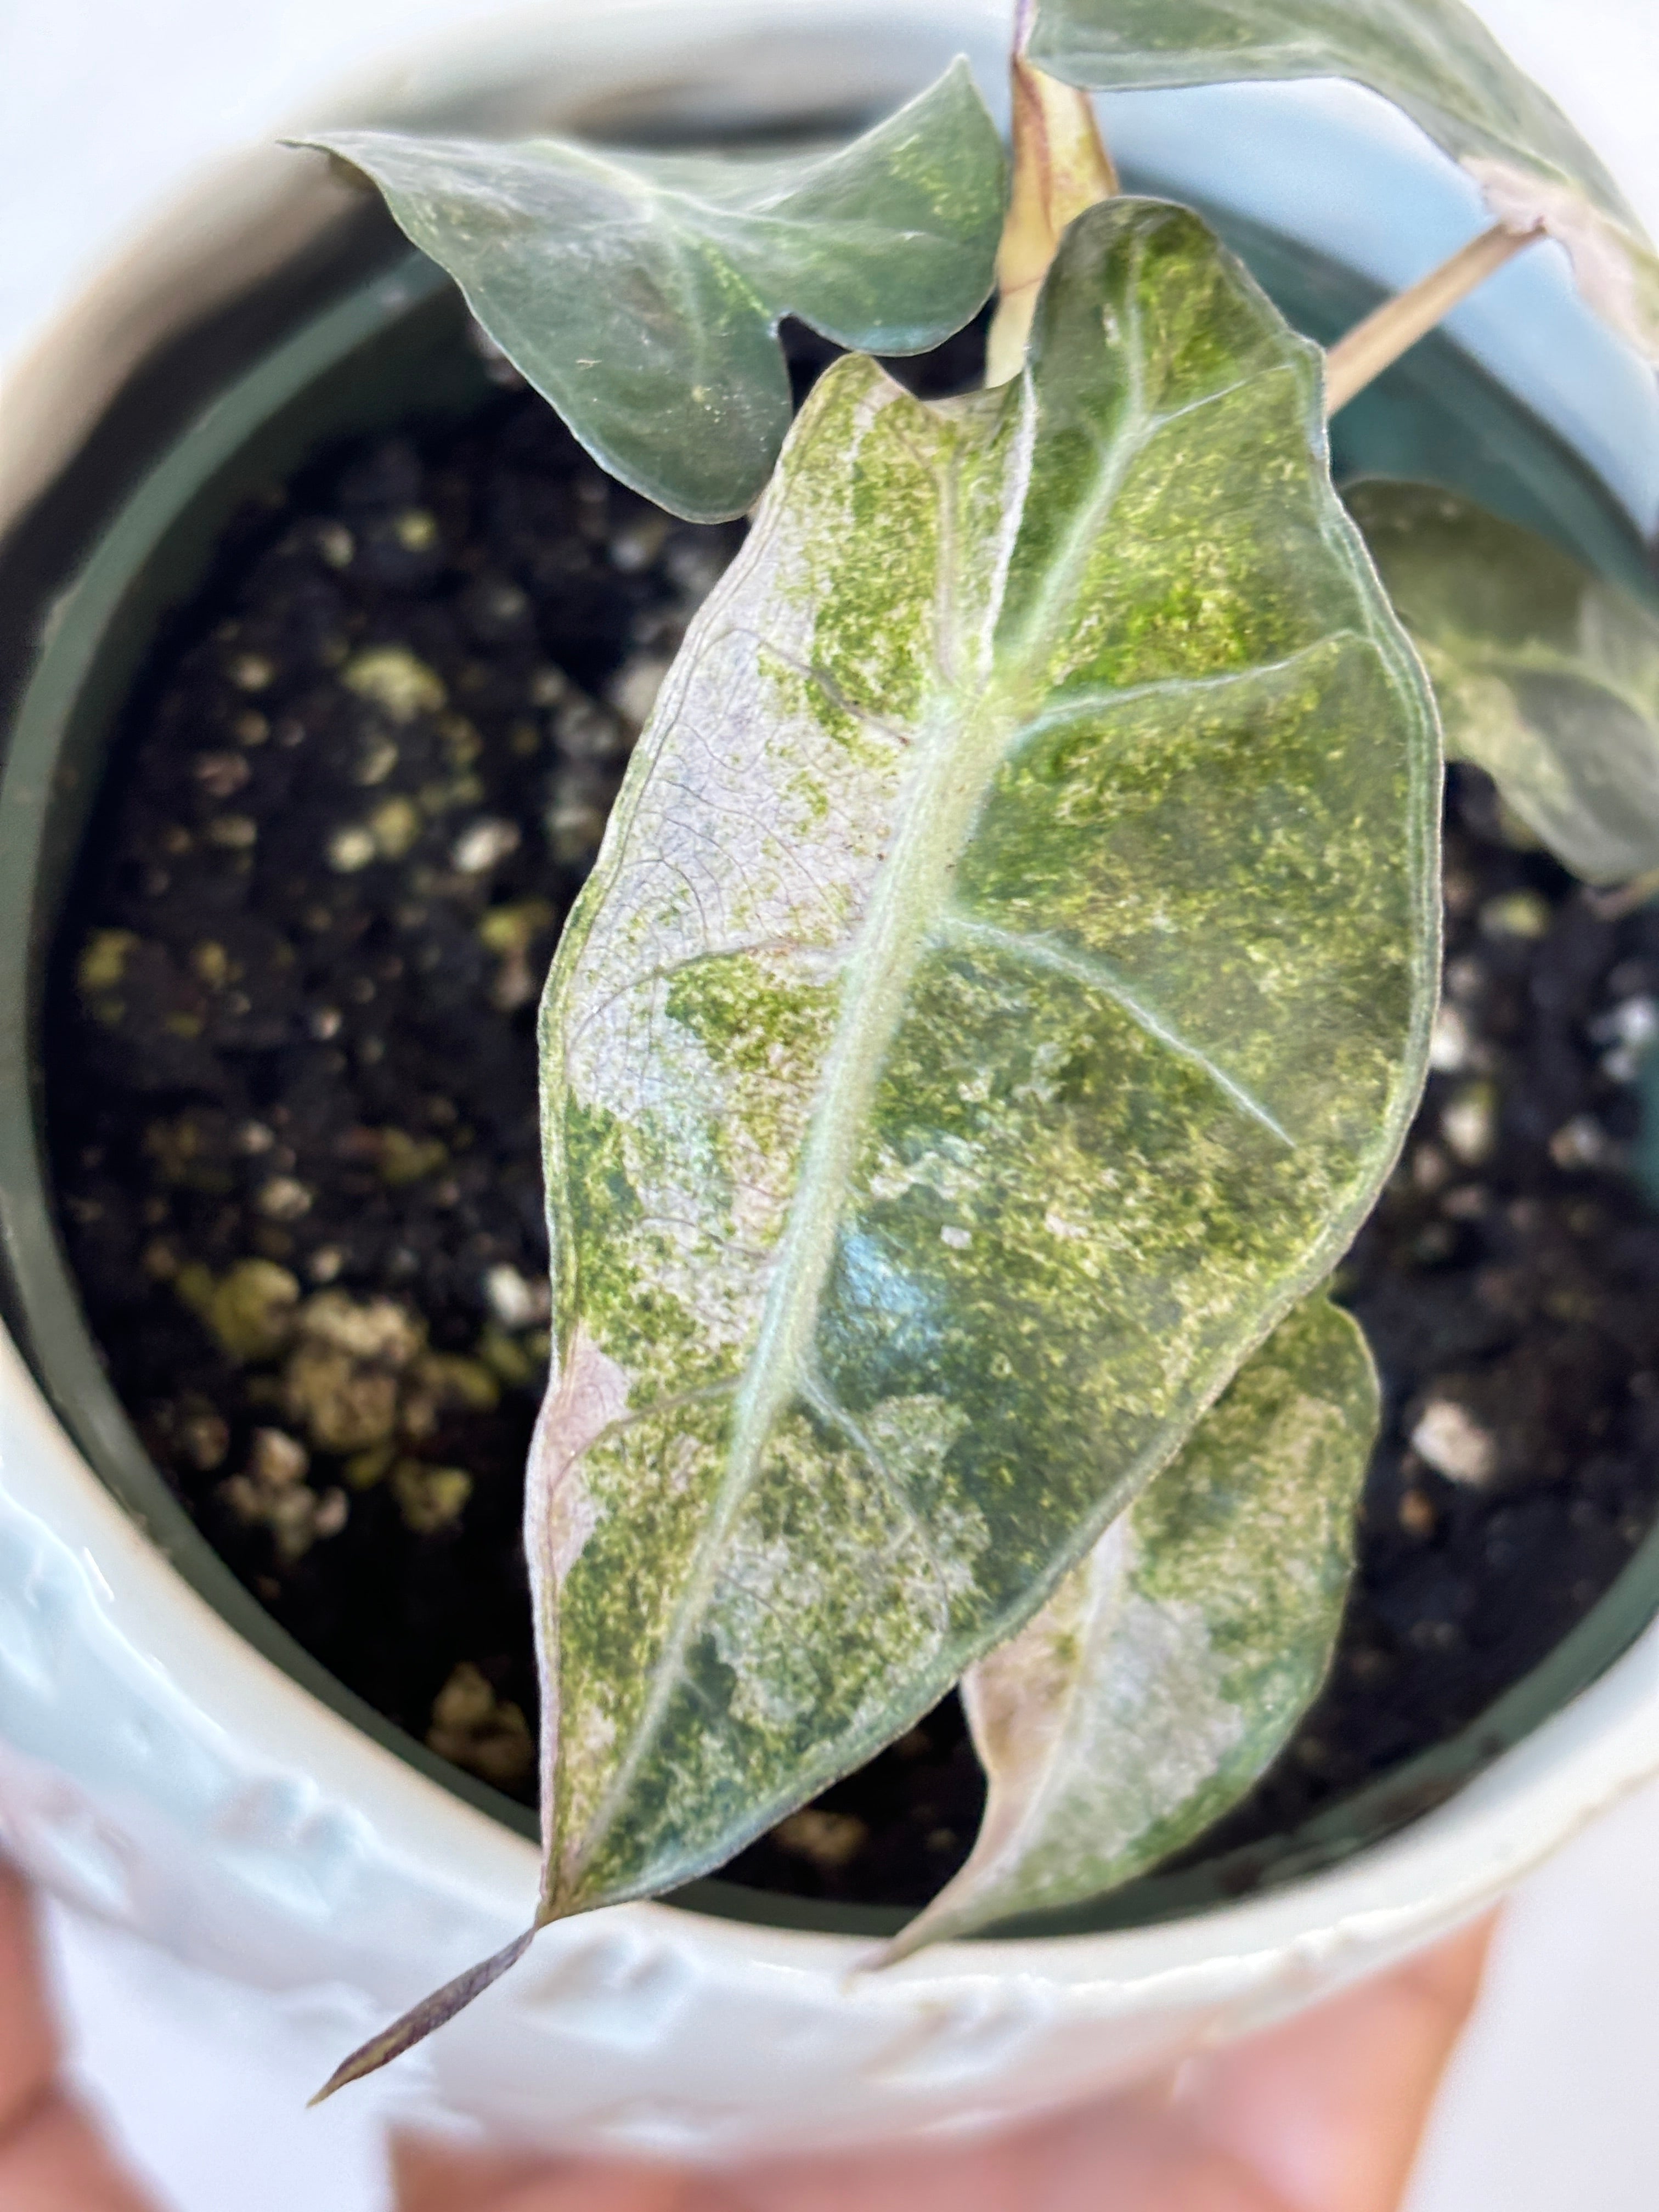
3,0,1659,2159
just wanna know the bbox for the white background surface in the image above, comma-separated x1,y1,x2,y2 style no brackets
4,3,1658,2206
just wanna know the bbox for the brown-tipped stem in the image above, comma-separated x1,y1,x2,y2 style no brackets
986,56,1119,387
310,1923,538,2104
1324,221,1544,417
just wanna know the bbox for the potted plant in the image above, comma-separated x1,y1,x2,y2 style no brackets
3,0,1659,2158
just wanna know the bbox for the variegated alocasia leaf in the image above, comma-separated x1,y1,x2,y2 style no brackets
318,198,1438,2097
1030,0,1659,365
885,1295,1377,1961
296,61,1005,522
524,198,1437,1921
1349,479,1659,885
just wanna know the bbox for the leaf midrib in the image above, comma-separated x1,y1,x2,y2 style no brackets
563,659,1025,1895
534,138,961,275
561,378,1036,1892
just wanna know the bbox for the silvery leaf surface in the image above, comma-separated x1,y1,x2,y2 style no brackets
886,1295,1377,1960
1031,0,1659,365
528,196,1440,1926
1349,478,1659,885
298,60,1005,522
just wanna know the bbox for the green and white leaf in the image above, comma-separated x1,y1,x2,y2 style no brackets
1031,0,1659,365
297,61,1005,522
527,196,1439,1931
1349,478,1659,885
885,1295,1377,1961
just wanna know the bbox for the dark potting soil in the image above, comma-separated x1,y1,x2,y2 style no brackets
43,341,1659,1913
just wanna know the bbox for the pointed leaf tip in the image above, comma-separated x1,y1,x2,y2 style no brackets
313,1925,537,2102
294,58,1006,521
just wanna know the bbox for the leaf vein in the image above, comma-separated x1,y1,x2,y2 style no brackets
937,912,1296,1146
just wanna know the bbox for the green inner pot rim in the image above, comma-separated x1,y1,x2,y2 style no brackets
3,211,1658,1947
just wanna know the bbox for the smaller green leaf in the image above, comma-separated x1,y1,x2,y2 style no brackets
296,61,1006,522
884,1295,1376,1960
1030,0,1659,367
1349,479,1659,886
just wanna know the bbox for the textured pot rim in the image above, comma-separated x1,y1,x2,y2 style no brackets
5,1303,1659,2005
3,0,1659,2021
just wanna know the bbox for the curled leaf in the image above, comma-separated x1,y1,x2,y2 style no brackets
884,1295,1377,1960
1030,0,1659,364
295,61,1006,521
1348,478,1659,885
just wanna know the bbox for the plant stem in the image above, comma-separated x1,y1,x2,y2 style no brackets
1324,221,1543,416
1586,868,1659,922
986,58,1119,386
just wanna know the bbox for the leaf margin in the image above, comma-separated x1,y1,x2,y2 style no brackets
1347,475,1659,886
1029,0,1659,365
292,57,1008,522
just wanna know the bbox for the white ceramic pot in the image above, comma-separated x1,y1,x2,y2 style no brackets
3,0,1659,2163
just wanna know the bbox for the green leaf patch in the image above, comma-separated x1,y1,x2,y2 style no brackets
1031,0,1659,365
1349,478,1659,885
297,60,1006,521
